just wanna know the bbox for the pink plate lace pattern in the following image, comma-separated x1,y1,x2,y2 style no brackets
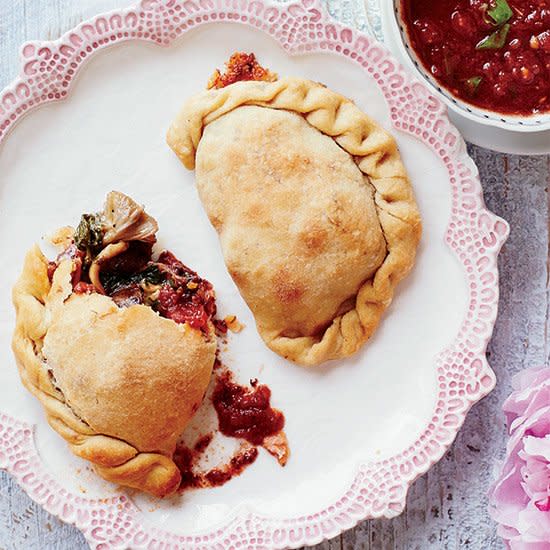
0,0,509,548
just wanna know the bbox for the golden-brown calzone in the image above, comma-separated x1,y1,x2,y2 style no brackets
12,192,216,496
167,57,421,366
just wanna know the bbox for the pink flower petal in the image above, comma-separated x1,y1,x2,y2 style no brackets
504,369,550,426
516,503,550,540
488,366,550,548
523,435,550,460
535,496,550,512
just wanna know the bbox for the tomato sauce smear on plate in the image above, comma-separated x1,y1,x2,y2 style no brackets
174,361,290,492
402,0,550,115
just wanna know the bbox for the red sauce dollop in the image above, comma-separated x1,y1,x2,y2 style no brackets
402,0,550,114
173,364,288,492
212,372,285,446
47,261,58,281
207,52,276,89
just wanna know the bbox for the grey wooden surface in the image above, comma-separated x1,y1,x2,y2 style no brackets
0,1,549,549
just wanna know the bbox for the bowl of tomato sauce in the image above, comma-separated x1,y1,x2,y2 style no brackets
393,0,550,131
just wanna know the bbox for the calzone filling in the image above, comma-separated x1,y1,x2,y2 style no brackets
48,190,216,331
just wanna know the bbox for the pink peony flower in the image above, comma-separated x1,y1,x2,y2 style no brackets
488,366,550,549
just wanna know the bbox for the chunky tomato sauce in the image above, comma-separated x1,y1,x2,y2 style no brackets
207,52,276,89
402,0,550,114
153,251,217,332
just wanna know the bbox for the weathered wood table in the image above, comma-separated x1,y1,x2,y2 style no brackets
1,0,548,548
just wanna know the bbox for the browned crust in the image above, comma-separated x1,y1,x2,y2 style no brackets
167,77,421,365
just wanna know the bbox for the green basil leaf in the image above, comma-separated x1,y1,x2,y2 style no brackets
139,264,165,286
74,213,103,251
476,23,510,50
101,264,164,295
487,0,513,25
464,76,483,95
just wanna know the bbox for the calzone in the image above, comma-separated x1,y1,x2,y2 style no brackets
167,54,422,366
12,192,216,496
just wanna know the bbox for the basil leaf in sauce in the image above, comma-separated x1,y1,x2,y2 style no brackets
101,264,164,295
486,0,513,25
138,264,165,286
464,76,483,95
476,23,510,50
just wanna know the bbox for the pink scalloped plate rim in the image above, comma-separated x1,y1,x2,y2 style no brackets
0,0,509,548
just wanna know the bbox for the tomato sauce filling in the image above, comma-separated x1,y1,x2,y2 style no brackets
49,244,217,332
101,250,216,331
151,251,216,331
402,0,550,114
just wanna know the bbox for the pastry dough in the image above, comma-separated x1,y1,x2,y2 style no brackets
12,197,216,497
167,76,421,366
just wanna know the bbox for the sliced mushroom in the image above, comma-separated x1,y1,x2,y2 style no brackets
102,191,158,245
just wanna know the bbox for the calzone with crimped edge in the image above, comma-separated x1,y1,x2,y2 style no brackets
12,192,217,496
167,53,422,366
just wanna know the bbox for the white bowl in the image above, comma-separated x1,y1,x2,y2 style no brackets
389,0,550,133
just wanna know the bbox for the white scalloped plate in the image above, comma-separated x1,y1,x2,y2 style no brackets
0,1,509,548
